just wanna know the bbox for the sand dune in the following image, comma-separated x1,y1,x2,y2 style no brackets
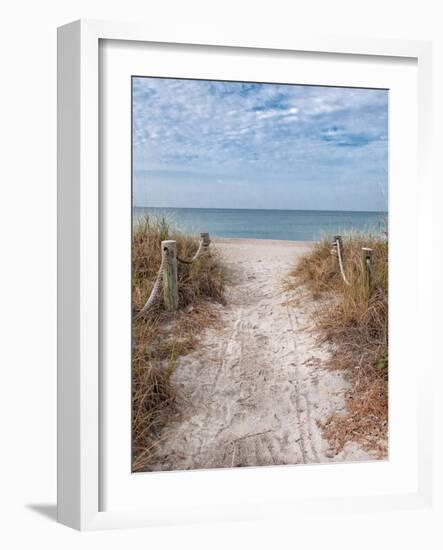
150,238,375,471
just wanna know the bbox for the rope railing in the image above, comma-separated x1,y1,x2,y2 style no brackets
332,236,374,290
334,237,350,286
177,238,205,265
134,246,169,319
135,232,211,318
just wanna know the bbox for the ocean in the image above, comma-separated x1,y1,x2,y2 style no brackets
133,207,387,242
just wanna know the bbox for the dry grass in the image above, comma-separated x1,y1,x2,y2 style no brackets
132,215,226,472
289,233,388,457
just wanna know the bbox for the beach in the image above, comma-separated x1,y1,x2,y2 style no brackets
149,238,375,470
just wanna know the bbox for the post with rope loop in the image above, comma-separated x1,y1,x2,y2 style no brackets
362,247,373,294
162,240,178,311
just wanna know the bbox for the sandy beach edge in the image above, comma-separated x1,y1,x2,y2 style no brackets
212,237,316,247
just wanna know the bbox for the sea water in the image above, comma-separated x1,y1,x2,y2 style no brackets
133,207,387,242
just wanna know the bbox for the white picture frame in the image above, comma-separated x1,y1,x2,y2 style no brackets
57,19,433,531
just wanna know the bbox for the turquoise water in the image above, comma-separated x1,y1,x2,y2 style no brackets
133,207,387,242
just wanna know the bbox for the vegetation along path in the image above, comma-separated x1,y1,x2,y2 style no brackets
151,238,375,471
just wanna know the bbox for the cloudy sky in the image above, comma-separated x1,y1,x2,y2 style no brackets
132,77,388,212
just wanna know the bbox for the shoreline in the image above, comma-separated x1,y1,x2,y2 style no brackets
212,237,316,247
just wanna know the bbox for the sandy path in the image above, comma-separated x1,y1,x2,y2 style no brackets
151,238,374,471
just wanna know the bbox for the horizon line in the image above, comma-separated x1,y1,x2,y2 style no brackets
133,205,388,214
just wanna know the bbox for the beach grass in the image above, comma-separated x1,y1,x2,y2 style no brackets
288,233,388,457
132,215,226,472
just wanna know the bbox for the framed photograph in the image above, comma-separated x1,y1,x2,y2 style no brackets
57,19,433,530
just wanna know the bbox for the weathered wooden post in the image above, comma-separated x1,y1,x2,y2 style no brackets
362,247,373,293
162,240,178,311
200,232,211,250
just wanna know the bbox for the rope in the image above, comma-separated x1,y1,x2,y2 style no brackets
134,248,168,319
335,238,350,286
135,238,208,319
177,239,205,265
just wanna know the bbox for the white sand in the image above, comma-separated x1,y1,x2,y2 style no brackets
151,238,375,471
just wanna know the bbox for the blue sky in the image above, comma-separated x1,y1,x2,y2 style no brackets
133,77,388,212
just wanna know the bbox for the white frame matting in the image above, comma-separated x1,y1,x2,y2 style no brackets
57,19,433,531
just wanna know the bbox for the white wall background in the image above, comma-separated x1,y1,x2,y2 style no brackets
0,1,441,547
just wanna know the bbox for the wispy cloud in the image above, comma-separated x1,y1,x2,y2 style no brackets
133,78,388,211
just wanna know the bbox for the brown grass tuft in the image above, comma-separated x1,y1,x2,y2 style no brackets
132,215,226,472
289,233,388,457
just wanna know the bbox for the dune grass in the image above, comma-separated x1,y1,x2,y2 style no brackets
132,215,226,472
289,233,388,457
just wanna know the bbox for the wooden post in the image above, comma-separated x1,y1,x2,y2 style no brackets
200,232,211,250
362,247,373,292
162,240,178,311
